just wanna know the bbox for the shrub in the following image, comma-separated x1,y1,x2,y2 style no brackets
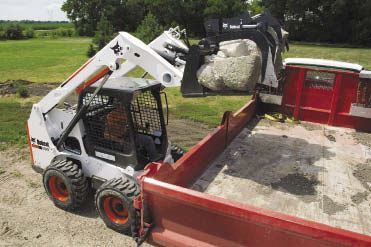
87,44,97,57
16,85,29,98
24,28,34,38
5,24,23,40
93,15,114,50
66,28,74,37
135,13,164,44
0,30,5,40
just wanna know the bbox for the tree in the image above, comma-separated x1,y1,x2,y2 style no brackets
262,0,371,45
62,0,102,36
248,0,263,16
204,0,248,19
145,0,208,36
354,0,371,45
87,15,114,57
93,15,114,50
262,0,287,22
62,0,145,36
135,12,164,44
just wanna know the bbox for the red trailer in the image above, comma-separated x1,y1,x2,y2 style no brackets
134,59,371,246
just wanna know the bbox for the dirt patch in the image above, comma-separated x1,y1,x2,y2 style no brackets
257,117,292,130
353,162,371,191
0,80,31,94
351,191,369,205
301,122,323,131
0,148,151,247
167,118,212,150
352,131,371,148
271,173,319,196
325,134,336,142
321,195,346,215
0,117,208,246
0,80,58,97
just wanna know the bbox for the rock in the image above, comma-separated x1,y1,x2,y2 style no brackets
197,39,262,91
219,39,250,57
197,63,225,91
214,54,262,91
216,51,227,58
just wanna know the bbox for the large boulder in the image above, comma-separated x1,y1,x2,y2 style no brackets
197,39,262,91
197,63,225,91
214,55,261,91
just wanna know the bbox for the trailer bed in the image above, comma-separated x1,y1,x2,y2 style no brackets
191,118,371,235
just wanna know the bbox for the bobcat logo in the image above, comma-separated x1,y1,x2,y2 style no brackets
110,41,122,55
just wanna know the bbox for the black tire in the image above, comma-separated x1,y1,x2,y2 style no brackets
95,177,140,234
43,159,89,211
171,144,185,162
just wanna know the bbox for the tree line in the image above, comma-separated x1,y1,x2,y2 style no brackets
62,0,371,47
62,0,262,37
0,21,75,40
264,0,371,46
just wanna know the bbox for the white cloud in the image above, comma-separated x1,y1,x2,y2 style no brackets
0,0,68,21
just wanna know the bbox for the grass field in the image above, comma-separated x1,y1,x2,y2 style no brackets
1,38,371,83
1,37,371,148
285,42,371,69
0,21,73,30
0,96,39,150
0,38,90,82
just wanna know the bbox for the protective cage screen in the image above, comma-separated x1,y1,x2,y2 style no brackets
83,93,132,154
130,90,163,137
356,80,371,107
305,71,335,90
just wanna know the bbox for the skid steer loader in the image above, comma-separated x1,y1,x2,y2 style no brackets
27,12,286,238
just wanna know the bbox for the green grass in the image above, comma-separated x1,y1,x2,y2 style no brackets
284,43,371,69
165,88,249,127
0,38,91,82
0,96,36,149
0,21,73,30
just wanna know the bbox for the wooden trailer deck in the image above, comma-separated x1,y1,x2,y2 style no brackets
191,118,371,236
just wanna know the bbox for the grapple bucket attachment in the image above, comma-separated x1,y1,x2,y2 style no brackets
181,11,287,98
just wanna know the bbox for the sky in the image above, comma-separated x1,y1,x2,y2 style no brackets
0,0,68,21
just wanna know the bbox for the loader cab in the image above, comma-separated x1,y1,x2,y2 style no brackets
79,77,168,171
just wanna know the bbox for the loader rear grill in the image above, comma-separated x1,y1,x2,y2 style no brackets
82,93,132,154
305,71,335,90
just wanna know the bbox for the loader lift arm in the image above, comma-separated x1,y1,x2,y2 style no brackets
37,31,186,115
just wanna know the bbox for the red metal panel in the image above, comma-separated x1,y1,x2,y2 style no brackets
226,94,258,144
336,73,359,114
282,65,371,132
144,178,371,247
140,94,371,246
147,98,257,187
293,69,305,120
282,68,300,107
328,74,342,125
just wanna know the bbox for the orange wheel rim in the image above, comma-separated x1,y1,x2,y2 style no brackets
103,196,129,225
48,176,69,202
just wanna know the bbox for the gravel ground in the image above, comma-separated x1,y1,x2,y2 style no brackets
192,119,371,235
